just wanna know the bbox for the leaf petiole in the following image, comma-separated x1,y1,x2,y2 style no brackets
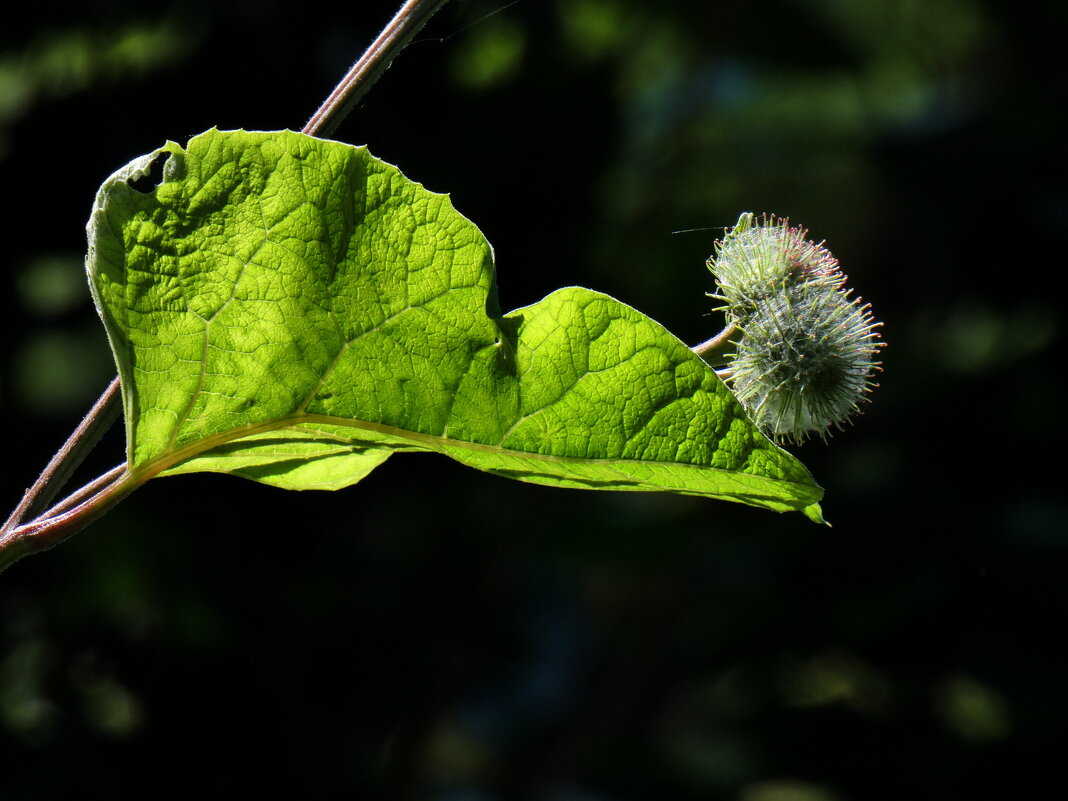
0,468,140,573
36,463,127,521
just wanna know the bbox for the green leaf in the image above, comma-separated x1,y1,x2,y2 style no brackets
87,129,822,515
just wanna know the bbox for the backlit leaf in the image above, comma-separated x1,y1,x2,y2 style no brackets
87,129,823,517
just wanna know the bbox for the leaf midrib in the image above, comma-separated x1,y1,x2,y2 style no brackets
134,412,818,501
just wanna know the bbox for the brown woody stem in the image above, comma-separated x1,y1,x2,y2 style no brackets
303,0,451,137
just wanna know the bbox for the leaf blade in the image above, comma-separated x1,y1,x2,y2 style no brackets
88,129,822,514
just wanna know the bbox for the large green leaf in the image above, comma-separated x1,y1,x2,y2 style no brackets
87,129,823,518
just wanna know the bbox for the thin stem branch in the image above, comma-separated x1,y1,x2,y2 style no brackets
1,0,454,570
691,324,737,367
302,0,451,138
2,377,122,533
0,470,138,574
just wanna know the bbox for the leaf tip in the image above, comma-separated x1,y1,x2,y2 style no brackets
803,503,829,526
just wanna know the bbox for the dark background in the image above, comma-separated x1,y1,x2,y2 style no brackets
1,1,1064,798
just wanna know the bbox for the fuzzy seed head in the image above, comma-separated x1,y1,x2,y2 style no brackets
705,212,884,444
728,283,883,443
708,212,843,318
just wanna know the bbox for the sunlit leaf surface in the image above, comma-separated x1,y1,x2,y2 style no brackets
88,129,822,516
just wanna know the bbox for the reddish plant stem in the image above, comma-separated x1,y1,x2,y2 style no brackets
303,0,451,137
0,470,138,573
2,376,122,533
39,463,127,520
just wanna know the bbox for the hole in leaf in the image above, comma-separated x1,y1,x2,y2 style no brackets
127,152,169,194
